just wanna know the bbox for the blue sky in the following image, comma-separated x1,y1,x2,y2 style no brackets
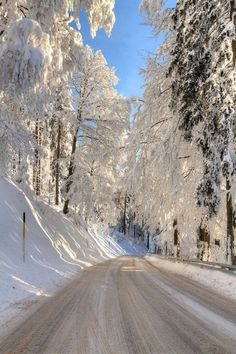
80,0,176,98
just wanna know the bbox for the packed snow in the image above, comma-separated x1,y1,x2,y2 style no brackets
146,255,236,301
142,263,236,338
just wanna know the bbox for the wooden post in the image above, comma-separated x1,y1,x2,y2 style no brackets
22,212,26,262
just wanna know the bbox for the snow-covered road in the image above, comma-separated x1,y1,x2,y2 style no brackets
0,256,236,354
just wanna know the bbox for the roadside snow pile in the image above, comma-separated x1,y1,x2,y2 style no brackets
146,255,236,301
0,177,146,330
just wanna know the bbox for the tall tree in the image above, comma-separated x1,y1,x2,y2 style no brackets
170,0,236,263
0,0,117,181
63,46,129,214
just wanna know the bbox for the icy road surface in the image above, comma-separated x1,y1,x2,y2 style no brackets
0,256,236,354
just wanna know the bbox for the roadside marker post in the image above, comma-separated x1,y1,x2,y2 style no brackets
22,212,26,262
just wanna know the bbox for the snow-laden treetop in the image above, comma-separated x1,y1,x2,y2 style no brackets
0,0,116,93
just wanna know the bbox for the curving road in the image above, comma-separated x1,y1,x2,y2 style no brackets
0,256,236,354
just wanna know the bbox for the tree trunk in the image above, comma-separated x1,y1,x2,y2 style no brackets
63,133,77,214
147,232,150,250
226,179,234,264
33,120,41,196
63,110,82,214
133,211,136,239
55,119,61,205
123,193,127,235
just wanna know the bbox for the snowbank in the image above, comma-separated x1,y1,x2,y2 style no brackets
0,178,145,336
146,255,236,301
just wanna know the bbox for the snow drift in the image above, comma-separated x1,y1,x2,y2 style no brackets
0,177,145,330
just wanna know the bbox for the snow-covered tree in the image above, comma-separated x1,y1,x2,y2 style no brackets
125,0,235,262
0,0,116,92
0,0,117,180
62,46,130,215
169,0,236,263
140,0,173,34
115,0,236,263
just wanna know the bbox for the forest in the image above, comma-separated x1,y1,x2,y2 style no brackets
0,0,236,265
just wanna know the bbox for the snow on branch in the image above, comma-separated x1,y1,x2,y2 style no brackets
0,18,52,92
80,0,116,37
